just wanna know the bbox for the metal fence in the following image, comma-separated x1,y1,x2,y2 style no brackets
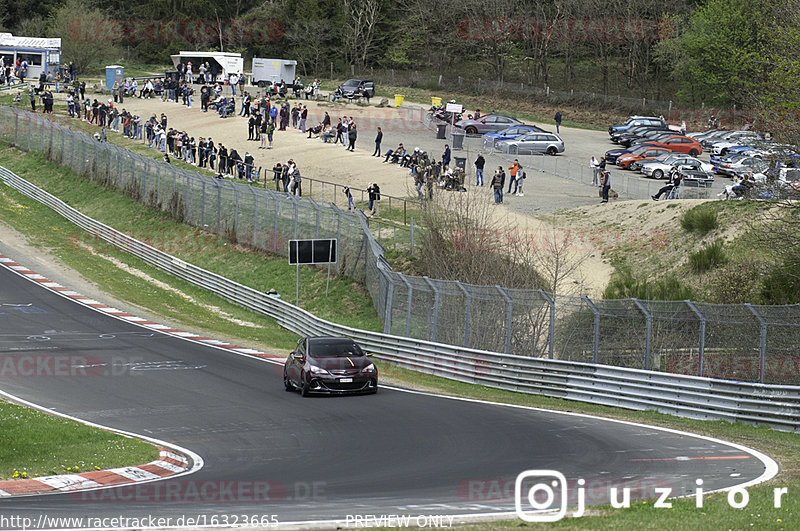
3,106,800,385
1,166,798,431
335,68,673,116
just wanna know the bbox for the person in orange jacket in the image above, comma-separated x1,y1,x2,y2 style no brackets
508,159,521,194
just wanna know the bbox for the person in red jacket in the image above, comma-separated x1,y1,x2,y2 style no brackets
508,159,521,194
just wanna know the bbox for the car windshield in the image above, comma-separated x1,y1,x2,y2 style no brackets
310,340,364,358
342,80,361,88
652,154,677,163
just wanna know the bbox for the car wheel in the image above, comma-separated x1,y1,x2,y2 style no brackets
258,81,267,88
284,374,293,391
300,379,311,397
465,126,478,135
546,147,557,156
653,169,664,179
689,149,699,157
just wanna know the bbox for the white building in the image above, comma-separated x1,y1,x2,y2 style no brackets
0,33,62,80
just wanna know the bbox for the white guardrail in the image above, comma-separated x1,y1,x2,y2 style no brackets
1,165,799,433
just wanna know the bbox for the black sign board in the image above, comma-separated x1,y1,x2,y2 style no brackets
288,239,337,265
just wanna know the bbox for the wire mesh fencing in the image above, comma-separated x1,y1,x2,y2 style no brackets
4,106,800,384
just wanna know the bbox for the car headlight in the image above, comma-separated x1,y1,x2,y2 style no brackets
361,363,376,374
309,365,330,376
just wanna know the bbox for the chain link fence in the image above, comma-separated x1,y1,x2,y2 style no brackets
3,106,800,385
338,68,673,116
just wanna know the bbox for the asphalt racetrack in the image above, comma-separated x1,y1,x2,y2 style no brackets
0,260,775,529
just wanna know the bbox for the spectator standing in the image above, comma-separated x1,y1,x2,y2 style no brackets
515,166,525,196
244,152,254,182
299,105,308,133
600,170,611,203
267,121,275,149
344,186,356,210
491,167,505,204
347,123,357,151
272,162,283,191
590,155,601,186
373,127,382,156
554,110,562,134
508,159,521,194
442,144,451,167
367,183,381,216
474,153,485,186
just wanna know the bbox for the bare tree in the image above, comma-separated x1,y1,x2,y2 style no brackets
287,19,332,76
341,0,383,68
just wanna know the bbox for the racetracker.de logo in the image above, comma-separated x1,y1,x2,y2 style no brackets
455,17,672,42
71,480,326,503
67,18,286,44
0,354,103,377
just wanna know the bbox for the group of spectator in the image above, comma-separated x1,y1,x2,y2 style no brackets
304,113,360,151
271,160,303,195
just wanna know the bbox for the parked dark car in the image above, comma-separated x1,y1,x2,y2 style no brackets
608,116,667,137
617,127,674,147
340,78,375,99
284,336,378,396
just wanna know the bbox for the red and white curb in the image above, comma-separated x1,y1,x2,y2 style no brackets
0,254,281,362
0,449,188,497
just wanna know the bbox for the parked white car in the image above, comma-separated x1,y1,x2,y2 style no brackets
639,154,713,179
497,133,565,155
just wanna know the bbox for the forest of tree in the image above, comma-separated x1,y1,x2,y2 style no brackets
2,0,800,114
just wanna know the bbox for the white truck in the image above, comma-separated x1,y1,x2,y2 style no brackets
251,58,297,87
170,51,244,82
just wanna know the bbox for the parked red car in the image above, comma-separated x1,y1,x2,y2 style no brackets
647,135,703,157
616,147,672,170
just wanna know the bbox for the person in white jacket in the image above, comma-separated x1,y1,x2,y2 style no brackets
590,156,601,187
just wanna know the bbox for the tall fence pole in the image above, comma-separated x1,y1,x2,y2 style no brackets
583,296,600,364
382,270,394,334
540,290,555,359
423,276,440,343
686,300,707,377
497,286,513,354
398,273,413,338
632,299,652,370
456,281,471,348
745,303,768,383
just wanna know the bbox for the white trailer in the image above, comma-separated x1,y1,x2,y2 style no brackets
170,51,244,82
251,58,297,87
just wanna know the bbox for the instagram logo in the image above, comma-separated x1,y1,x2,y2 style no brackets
514,470,570,522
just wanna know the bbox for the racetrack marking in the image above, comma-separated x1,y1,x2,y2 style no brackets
630,455,752,462
36,474,102,491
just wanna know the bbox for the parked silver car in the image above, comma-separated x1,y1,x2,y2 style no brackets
455,114,524,135
498,133,565,155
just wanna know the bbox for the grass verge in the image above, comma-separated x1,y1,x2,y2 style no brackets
0,147,796,529
0,145,382,342
0,401,158,480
